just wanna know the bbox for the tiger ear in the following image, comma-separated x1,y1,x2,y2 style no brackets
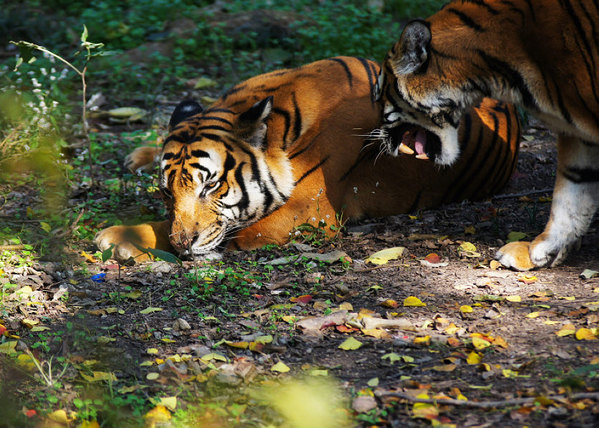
391,20,431,75
169,100,203,130
237,96,273,149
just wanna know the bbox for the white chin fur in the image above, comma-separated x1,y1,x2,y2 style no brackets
435,127,460,166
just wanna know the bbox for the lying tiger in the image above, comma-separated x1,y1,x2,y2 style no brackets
95,56,520,262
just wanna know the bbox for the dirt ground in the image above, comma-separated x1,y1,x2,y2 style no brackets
2,119,599,427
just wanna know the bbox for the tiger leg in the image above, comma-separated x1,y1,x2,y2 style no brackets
228,190,339,250
124,146,161,172
94,220,172,263
497,136,599,270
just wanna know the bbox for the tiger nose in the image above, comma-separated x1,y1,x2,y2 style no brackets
171,232,198,253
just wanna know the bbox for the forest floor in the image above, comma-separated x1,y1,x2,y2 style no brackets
2,108,599,427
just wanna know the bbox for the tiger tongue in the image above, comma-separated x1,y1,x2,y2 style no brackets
400,129,429,159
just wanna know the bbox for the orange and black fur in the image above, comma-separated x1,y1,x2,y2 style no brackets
377,0,599,270
95,56,520,262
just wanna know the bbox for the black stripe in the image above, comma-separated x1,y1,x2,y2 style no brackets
191,150,210,158
356,57,378,103
292,94,302,142
467,0,499,14
289,132,321,160
562,167,599,183
198,116,233,127
197,125,229,133
477,50,538,110
273,107,291,146
327,57,353,88
446,8,484,31
199,133,223,142
296,157,329,185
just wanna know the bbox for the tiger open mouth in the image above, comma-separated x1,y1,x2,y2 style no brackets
386,123,442,162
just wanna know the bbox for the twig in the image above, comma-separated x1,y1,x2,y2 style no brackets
492,188,553,200
376,390,599,408
0,244,26,251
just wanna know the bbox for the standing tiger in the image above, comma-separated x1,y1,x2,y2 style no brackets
95,56,519,262
376,0,599,271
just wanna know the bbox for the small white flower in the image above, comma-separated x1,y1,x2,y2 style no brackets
353,186,358,194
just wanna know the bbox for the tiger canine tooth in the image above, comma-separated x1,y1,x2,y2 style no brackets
415,153,429,160
398,143,415,155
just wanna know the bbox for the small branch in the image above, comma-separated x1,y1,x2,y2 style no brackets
0,244,27,251
492,188,553,200
376,390,599,408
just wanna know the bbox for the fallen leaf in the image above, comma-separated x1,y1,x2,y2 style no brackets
412,393,439,419
338,337,363,350
526,312,540,318
404,296,426,307
144,405,171,422
464,226,476,235
581,269,599,280
367,377,379,387
505,295,522,302
271,361,291,373
467,351,482,365
48,409,71,424
472,336,491,350
146,372,160,380
380,299,399,308
365,247,405,265
556,324,576,337
290,294,313,304
489,260,501,270
352,395,377,413
575,328,597,341
414,336,431,346
518,275,537,284
159,396,177,411
301,250,349,264
460,305,473,313
431,363,457,372
424,253,441,264
80,371,118,382
140,307,163,314
21,319,39,329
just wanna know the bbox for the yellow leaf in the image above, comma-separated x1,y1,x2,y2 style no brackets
140,307,163,314
146,372,160,380
146,348,159,355
161,338,175,343
412,393,439,419
80,371,118,382
460,305,473,313
502,369,519,378
159,396,177,411
124,290,142,299
338,302,353,311
271,361,291,373
226,341,249,349
338,337,363,350
459,242,477,252
464,225,476,235
431,364,456,372
361,328,390,339
518,275,537,284
404,296,426,307
575,328,597,341
21,319,39,329
489,260,501,270
17,353,36,371
505,295,522,303
48,409,70,424
445,323,460,334
556,324,576,337
472,337,491,350
413,336,431,346
80,251,98,263
144,405,171,422
365,247,406,265
493,336,509,348
467,351,482,365
200,353,227,363
80,420,101,428
526,312,540,318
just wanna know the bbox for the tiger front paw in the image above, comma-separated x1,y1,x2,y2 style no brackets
124,146,161,173
94,226,151,263
495,241,536,271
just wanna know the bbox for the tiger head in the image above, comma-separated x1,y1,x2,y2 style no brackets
160,97,294,259
374,19,482,166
